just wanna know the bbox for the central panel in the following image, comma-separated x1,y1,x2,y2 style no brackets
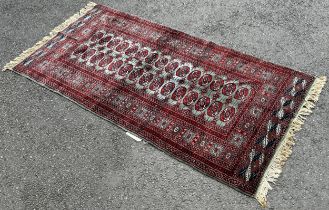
55,24,261,171
66,27,257,132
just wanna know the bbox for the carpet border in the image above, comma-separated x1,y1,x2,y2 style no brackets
255,76,327,207
2,1,97,71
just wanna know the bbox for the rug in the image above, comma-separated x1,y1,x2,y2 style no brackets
3,2,326,207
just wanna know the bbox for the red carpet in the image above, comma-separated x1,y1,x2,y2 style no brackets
3,2,326,206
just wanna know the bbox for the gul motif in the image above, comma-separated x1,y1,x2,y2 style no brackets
104,90,231,160
69,29,252,127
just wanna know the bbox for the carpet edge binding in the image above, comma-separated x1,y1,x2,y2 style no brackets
2,1,97,71
255,76,327,208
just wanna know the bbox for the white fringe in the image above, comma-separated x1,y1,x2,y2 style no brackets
255,76,327,207
2,2,97,71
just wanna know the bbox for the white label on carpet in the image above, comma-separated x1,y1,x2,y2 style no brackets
126,132,142,142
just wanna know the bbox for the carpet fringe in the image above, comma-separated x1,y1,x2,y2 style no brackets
255,76,327,208
2,2,97,71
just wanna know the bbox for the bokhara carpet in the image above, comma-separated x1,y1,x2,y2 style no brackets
3,2,326,207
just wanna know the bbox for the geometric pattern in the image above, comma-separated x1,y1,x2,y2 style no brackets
70,29,252,127
11,4,315,196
